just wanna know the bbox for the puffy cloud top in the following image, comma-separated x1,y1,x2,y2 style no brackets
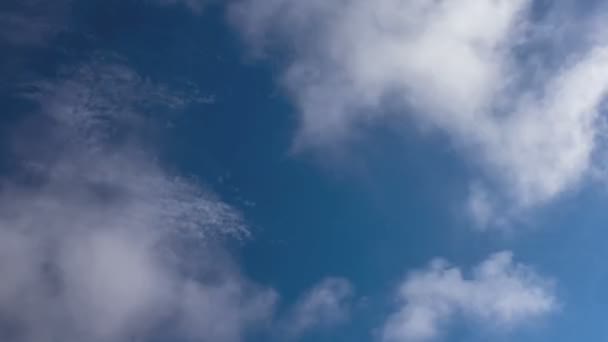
382,251,556,341
232,0,608,224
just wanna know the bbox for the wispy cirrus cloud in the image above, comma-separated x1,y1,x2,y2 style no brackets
381,251,556,342
1,53,360,342
230,0,608,227
0,56,274,342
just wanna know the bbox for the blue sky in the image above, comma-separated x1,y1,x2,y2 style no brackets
2,1,608,341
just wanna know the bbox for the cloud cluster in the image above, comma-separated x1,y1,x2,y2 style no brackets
0,58,274,342
381,251,556,342
231,0,608,224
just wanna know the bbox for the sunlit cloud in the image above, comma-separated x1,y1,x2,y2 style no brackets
231,0,608,227
382,251,556,341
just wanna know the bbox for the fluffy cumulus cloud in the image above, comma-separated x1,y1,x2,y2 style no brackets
231,0,608,224
0,57,276,342
381,251,556,342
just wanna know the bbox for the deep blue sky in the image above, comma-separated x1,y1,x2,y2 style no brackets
3,1,608,341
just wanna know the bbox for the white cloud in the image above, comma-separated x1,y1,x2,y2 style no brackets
283,277,354,338
381,251,556,342
231,0,608,224
0,57,274,342
231,0,529,145
3,55,361,342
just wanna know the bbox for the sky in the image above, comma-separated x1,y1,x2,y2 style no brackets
1,0,608,341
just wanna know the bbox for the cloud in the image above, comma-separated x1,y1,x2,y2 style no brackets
151,0,210,13
2,54,359,342
0,57,275,342
466,183,496,229
282,277,354,338
231,0,608,224
0,0,72,47
381,251,556,342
